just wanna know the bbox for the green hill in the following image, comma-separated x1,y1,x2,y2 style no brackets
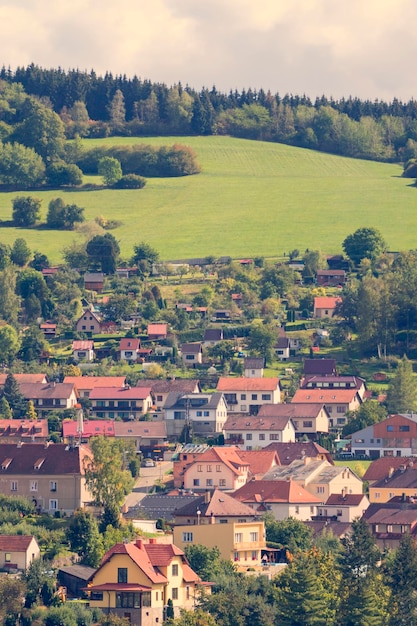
0,136,414,263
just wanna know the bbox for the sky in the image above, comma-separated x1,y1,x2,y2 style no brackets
1,0,417,102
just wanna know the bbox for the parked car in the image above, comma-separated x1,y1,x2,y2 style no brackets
143,458,155,468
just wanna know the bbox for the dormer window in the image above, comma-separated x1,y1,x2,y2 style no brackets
1,458,12,470
34,458,45,470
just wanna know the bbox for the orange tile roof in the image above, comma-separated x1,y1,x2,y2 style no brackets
314,296,342,309
63,376,126,389
232,479,321,504
291,388,359,403
237,450,280,477
197,446,249,476
217,377,280,392
0,373,48,385
0,535,37,551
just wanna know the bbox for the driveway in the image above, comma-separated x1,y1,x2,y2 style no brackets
124,460,173,509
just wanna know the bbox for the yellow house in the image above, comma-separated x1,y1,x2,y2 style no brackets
368,464,417,503
87,538,207,625
173,520,266,570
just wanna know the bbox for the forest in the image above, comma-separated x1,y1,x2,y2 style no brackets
1,64,417,164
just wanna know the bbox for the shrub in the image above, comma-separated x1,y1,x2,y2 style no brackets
113,174,146,189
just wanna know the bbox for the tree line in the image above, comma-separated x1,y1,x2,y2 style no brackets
2,64,417,162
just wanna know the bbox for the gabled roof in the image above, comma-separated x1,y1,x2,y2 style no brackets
262,459,343,482
305,520,352,538
0,443,90,475
113,421,167,438
64,376,126,389
63,419,115,439
136,379,201,394
217,377,280,392
89,386,153,400
0,373,48,385
371,465,417,490
224,414,293,432
301,375,366,390
19,382,77,400
72,340,94,351
257,403,328,419
147,323,168,336
99,542,167,584
0,535,38,551
181,343,202,354
164,392,225,411
84,272,104,282
127,494,200,522
262,441,334,465
76,309,102,324
291,388,360,403
203,329,223,341
120,338,141,351
363,457,416,483
303,359,337,376
194,446,250,476
244,358,265,369
232,479,321,504
0,419,48,439
236,450,280,477
325,493,367,506
314,296,342,309
275,337,290,349
174,488,259,518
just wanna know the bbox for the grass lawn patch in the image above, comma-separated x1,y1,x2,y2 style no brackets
0,136,414,264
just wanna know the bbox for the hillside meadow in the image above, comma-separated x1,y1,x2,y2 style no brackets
0,136,415,264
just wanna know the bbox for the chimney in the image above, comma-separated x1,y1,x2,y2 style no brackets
149,538,157,544
204,491,211,504
135,539,144,550
388,467,395,479
341,488,346,500
210,511,215,524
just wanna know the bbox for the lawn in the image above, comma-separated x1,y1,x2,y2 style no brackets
0,136,414,264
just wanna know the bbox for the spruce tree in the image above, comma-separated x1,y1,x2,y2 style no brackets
386,355,417,414
3,373,27,418
388,534,417,626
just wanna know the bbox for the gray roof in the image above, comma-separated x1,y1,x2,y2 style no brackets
126,494,199,522
181,343,202,354
244,358,265,369
164,392,224,411
136,379,200,394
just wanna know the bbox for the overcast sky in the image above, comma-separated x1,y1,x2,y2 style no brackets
1,0,416,102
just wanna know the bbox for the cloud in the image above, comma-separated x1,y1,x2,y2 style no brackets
0,0,416,100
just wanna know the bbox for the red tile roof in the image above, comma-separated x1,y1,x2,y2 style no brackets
100,542,167,584
363,457,415,483
63,376,126,389
0,443,90,475
236,450,280,477
89,386,153,400
257,403,327,419
262,442,333,465
0,373,48,385
147,323,168,336
114,421,167,438
217,377,280,392
314,296,342,309
120,338,141,351
63,420,115,439
19,382,77,400
72,340,94,351
325,494,367,506
136,379,200,393
0,535,37,551
174,488,258,518
232,480,321,504
0,419,48,439
291,388,360,403
196,446,250,476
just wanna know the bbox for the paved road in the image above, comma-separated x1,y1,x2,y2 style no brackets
124,460,172,509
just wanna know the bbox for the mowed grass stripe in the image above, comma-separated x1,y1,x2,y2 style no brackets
0,136,413,263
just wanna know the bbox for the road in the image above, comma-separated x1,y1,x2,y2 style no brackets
124,460,173,510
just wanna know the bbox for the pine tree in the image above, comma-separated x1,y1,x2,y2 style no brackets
344,575,388,626
388,534,417,626
386,356,417,413
3,373,27,418
340,518,380,581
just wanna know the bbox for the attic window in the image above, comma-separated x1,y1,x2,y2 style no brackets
1,458,12,470
34,458,45,470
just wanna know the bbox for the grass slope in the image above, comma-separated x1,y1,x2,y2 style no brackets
0,136,414,264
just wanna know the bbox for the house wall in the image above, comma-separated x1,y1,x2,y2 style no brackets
314,307,337,319
368,485,417,503
76,314,101,334
225,424,296,450
183,462,248,491
74,349,94,362
0,538,40,571
306,471,363,502
182,353,202,367
317,501,369,522
0,474,91,514
292,409,329,436
91,395,153,419
225,388,281,414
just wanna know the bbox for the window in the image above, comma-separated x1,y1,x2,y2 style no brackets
295,506,299,514
196,411,202,417
374,492,380,499
316,486,325,494
303,421,313,428
172,588,178,600
269,434,279,440
261,394,271,401
219,479,226,487
246,434,252,440
182,532,193,542
241,394,246,400
203,411,209,416
400,425,410,432
197,465,203,472
234,551,239,561
207,465,212,472
172,564,179,576
10,481,17,492
206,479,213,487
240,406,247,412
235,533,243,543
193,479,200,487
259,434,265,440
251,551,257,560
337,509,342,516
216,465,221,472
118,568,128,584
157,395,163,402
5,553,11,563
337,406,345,413
50,481,57,492
91,591,104,601
116,592,141,608
250,532,258,541
30,480,38,492
49,499,58,511
186,354,195,360
186,586,190,600
251,394,258,400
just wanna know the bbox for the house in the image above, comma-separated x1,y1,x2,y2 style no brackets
235,449,281,479
216,377,281,415
86,538,206,624
76,309,103,335
174,519,267,570
83,272,104,292
212,310,231,321
203,328,223,347
291,388,362,432
63,376,127,398
136,379,201,413
89,386,155,420
58,564,97,599
62,419,116,443
18,382,78,417
313,296,342,318
316,493,370,523
164,392,228,438
172,444,211,489
303,358,337,377
0,443,92,514
257,403,330,439
262,441,334,465
363,496,417,549
362,456,417,486
39,322,57,338
368,460,417,503
232,479,321,521
182,446,250,492
223,413,296,449
300,375,367,401
262,458,363,502
127,494,200,525
0,419,48,443
350,413,417,459
120,338,142,362
316,269,346,287
113,421,168,455
147,323,168,341
72,340,95,362
0,535,40,571
274,336,290,361
180,343,203,368
243,358,265,378
173,488,261,525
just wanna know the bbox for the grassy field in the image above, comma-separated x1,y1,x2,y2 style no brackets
0,136,414,264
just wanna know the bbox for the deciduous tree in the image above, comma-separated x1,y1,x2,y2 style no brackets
386,355,417,414
98,156,123,185
342,227,386,266
12,196,41,227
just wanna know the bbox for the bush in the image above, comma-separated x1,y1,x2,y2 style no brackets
113,174,146,189
46,162,83,186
